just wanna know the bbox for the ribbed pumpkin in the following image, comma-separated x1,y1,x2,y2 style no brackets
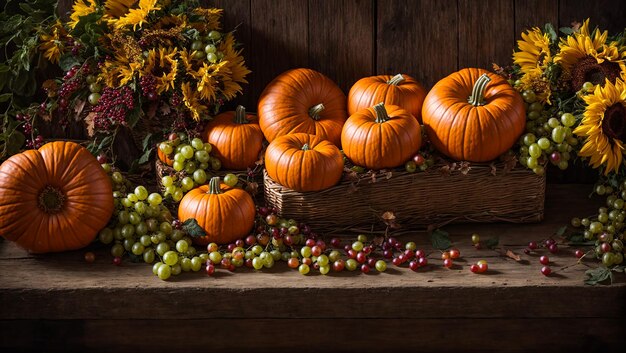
202,105,264,170
178,177,255,245
422,68,525,162
341,103,422,170
0,141,114,253
258,68,347,146
265,133,343,192
348,74,427,122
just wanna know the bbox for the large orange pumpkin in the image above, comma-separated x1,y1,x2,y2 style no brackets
202,105,264,170
348,74,427,122
178,177,255,245
0,141,114,253
341,103,422,170
265,133,343,192
421,68,525,162
258,68,347,146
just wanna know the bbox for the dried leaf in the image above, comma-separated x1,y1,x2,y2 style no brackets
147,102,158,119
459,161,471,175
505,249,521,261
502,155,518,174
439,165,451,177
584,266,613,286
84,112,97,137
370,173,377,184
555,225,567,237
372,236,385,247
255,154,265,166
41,112,52,122
489,163,497,176
73,99,86,121
160,103,171,115
384,171,393,180
245,181,259,195
182,218,207,238
431,229,451,250
347,182,358,194
381,211,396,221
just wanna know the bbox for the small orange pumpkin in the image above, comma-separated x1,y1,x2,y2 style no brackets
157,145,174,166
178,177,255,245
348,74,427,122
0,141,114,253
421,68,526,162
202,105,264,170
265,133,343,192
258,68,347,146
341,103,422,170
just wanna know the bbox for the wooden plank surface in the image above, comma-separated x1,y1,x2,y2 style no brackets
308,0,375,93
376,0,458,88
514,0,558,35
458,0,515,70
559,0,626,34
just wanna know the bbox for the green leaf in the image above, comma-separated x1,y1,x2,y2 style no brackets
430,229,451,250
544,23,558,43
584,266,613,285
613,266,626,273
0,93,12,102
97,135,114,152
559,27,574,35
0,64,10,73
555,225,567,237
142,132,153,151
138,147,153,165
484,237,499,249
127,107,141,128
59,54,80,72
182,218,207,238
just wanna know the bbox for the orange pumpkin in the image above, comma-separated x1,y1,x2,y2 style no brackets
341,103,422,170
0,141,114,253
421,68,525,162
265,133,343,192
178,177,255,245
348,74,427,122
157,145,174,166
202,105,264,170
258,68,347,146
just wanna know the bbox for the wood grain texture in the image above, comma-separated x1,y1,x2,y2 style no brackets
249,0,309,108
377,0,458,88
308,0,374,93
514,0,558,35
1,318,624,353
458,0,515,70
559,0,626,34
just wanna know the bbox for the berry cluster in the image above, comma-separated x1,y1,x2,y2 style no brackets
92,86,135,131
140,74,157,101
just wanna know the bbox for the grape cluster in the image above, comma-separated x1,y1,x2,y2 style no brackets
189,30,225,63
85,74,102,105
92,86,135,131
158,132,222,202
570,181,626,267
516,88,583,176
404,152,434,173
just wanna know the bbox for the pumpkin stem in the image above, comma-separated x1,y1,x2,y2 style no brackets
387,74,405,86
308,103,325,121
208,177,223,194
468,73,492,106
373,102,390,123
234,105,249,124
38,186,65,214
302,143,310,151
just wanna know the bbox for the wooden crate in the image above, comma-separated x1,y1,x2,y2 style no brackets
264,162,546,232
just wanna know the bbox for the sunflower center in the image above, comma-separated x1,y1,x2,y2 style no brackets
571,56,621,91
602,104,626,142
38,186,66,214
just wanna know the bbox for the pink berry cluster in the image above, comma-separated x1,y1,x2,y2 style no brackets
92,86,135,131
140,74,157,101
15,113,44,149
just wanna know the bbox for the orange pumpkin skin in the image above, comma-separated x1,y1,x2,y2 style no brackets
265,133,343,192
203,106,264,170
258,68,347,146
421,68,526,162
348,74,427,123
342,103,422,170
157,146,174,166
178,177,255,245
0,141,114,253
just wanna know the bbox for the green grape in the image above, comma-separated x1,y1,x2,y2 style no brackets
522,90,536,103
111,172,124,184
317,254,329,266
162,176,174,187
193,169,207,184
210,158,221,170
143,249,155,264
174,153,186,163
121,224,135,238
131,242,144,256
181,145,194,159
189,138,203,150
147,193,162,206
135,186,148,200
533,166,545,176
173,161,185,172
548,118,561,128
181,257,192,272
527,157,538,169
252,257,264,270
153,262,163,275
123,239,134,251
171,230,184,242
527,111,541,120
99,228,114,244
195,150,210,163
263,255,274,268
129,212,141,225
589,221,603,233
157,264,172,280
375,260,387,272
561,113,576,127
206,52,217,63
528,102,543,112
113,226,123,240
159,142,173,155
198,162,209,170
121,198,133,208
319,265,330,275
185,161,197,174
171,264,182,275
176,240,189,253
345,259,358,271
552,126,566,143
598,213,609,223
352,241,364,252
140,235,152,246
181,177,195,191
523,134,536,146
135,222,148,236
208,30,221,40
252,245,263,255
301,246,312,258
298,263,310,275
111,243,124,257
537,137,551,150
159,222,173,235
190,257,202,271
134,201,147,215
328,250,341,262
558,160,568,170
528,143,541,158
223,173,238,187
165,185,176,195
209,251,222,264
173,189,184,202
127,193,138,203
204,44,216,54
163,251,179,266
203,143,212,153
156,243,170,256
581,81,594,92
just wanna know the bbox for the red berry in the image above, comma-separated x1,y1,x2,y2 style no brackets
539,255,550,265
332,260,345,272
245,235,257,246
347,249,357,259
367,258,377,268
112,257,122,266
600,243,612,253
413,154,425,166
418,257,428,267
541,266,551,276
523,248,531,254
449,248,460,259
330,238,342,248
84,252,95,263
409,260,419,271
477,262,488,273
206,264,215,275
528,241,538,250
96,154,107,164
283,235,294,246
415,249,425,258
383,250,393,259
245,259,253,268
404,249,415,259
305,238,316,247
548,244,558,254
443,258,453,268
470,264,480,273
360,264,371,273
356,251,367,264
575,249,584,258
311,246,322,257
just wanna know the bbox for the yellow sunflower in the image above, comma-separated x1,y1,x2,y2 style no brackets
142,47,178,94
519,67,552,104
101,54,143,87
105,0,161,30
196,61,229,101
181,82,208,121
39,21,68,64
218,33,250,99
513,27,552,75
68,0,99,29
191,7,222,32
574,78,626,175
554,19,626,91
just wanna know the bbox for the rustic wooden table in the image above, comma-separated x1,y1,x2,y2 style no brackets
0,184,624,352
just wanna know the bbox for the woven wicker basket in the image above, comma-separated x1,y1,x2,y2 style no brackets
263,162,546,232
